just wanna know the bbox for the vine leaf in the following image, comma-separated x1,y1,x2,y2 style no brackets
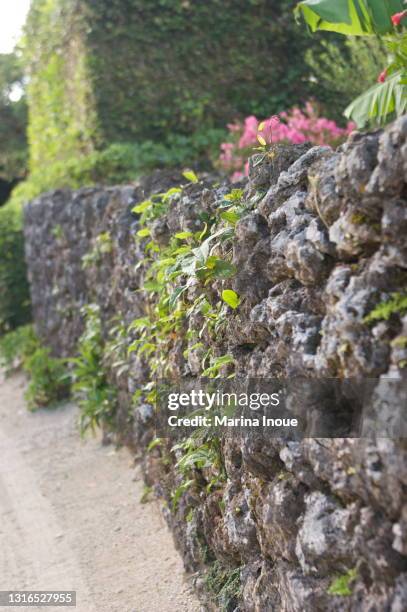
221,289,240,309
183,170,199,183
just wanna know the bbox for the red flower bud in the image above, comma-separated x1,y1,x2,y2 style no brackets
391,10,407,26
377,69,387,83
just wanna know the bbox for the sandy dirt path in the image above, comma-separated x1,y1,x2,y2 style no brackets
0,372,200,612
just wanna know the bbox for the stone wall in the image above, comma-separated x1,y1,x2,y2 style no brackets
24,118,407,611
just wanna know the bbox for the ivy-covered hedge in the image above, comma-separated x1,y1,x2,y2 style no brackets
7,130,224,210
0,53,28,185
24,0,97,171
0,204,31,333
24,0,336,170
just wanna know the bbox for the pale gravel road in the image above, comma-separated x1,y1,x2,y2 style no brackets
0,372,200,612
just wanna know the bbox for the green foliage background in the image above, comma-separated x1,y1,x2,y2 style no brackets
306,37,388,111
0,204,31,333
0,53,28,183
23,0,339,172
24,0,98,171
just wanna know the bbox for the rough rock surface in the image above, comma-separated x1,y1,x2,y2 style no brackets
24,118,407,611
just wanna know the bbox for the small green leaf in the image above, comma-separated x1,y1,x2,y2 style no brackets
221,289,240,309
132,199,152,213
147,437,163,452
129,316,150,330
201,354,235,377
171,479,194,510
140,485,153,504
175,231,193,240
213,261,236,279
162,187,182,202
139,342,156,355
192,242,210,264
223,189,244,203
328,568,357,597
137,228,151,237
220,210,240,225
168,286,188,309
143,280,162,292
183,170,199,183
197,223,208,241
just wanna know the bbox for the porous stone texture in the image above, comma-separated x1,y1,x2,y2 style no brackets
24,117,407,611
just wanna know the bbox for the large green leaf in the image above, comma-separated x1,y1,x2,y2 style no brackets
295,0,405,36
344,70,407,125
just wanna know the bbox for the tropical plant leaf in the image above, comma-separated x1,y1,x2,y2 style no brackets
295,0,404,36
344,70,407,125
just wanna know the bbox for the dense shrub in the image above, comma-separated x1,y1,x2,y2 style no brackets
0,204,31,333
0,324,69,409
0,53,31,332
0,324,37,372
24,346,70,409
0,52,28,184
8,130,225,209
219,102,355,180
305,37,388,115
70,304,118,436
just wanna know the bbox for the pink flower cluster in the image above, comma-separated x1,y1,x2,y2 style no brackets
219,102,356,181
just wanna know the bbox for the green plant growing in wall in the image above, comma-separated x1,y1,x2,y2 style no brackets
70,304,118,435
221,289,241,310
128,182,244,380
205,560,242,611
127,179,257,516
328,568,358,596
364,292,407,323
82,231,113,269
172,431,226,510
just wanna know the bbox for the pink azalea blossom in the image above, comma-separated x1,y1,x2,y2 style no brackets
258,116,280,144
219,102,355,181
238,116,259,148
